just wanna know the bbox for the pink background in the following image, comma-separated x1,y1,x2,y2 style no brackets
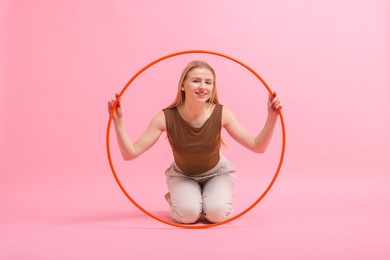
1,0,389,259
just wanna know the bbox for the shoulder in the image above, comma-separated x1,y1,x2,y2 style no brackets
213,103,224,114
162,106,176,116
162,107,177,123
221,105,233,117
150,110,166,131
215,103,223,110
221,105,235,127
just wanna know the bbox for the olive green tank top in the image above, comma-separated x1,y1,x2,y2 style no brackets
163,104,222,175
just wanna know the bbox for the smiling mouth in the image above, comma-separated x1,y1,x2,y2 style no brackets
195,90,207,97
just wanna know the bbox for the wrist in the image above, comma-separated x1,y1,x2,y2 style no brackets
267,110,279,120
113,117,125,127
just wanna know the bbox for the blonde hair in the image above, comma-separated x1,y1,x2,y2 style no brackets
166,60,220,108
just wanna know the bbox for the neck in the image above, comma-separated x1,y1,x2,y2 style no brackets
181,101,210,119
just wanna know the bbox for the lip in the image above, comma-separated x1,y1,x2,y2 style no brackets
195,92,207,98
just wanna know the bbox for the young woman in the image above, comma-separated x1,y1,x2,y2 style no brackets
107,60,283,224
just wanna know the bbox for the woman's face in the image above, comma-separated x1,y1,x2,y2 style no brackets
182,68,215,103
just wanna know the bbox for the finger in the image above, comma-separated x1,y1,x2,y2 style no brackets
109,100,119,109
275,102,283,110
115,94,121,107
268,92,277,101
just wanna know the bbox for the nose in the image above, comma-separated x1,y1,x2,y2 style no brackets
199,82,207,89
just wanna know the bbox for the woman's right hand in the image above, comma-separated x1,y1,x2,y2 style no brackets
107,94,124,121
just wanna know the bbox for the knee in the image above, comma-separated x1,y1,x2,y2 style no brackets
203,201,233,223
171,203,202,224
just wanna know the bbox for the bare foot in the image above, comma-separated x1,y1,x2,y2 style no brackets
164,192,172,206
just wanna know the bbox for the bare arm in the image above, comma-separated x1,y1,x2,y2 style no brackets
222,94,283,153
107,95,165,160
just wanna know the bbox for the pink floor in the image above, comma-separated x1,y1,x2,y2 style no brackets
1,172,389,259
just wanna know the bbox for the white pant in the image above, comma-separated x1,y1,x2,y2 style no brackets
165,155,236,224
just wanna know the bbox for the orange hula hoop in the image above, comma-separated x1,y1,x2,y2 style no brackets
106,50,286,229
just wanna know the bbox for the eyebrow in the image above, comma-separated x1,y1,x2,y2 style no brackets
190,76,214,81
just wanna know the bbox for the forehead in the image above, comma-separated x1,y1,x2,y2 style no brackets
187,68,214,79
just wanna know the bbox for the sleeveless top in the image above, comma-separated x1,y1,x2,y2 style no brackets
163,104,223,175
